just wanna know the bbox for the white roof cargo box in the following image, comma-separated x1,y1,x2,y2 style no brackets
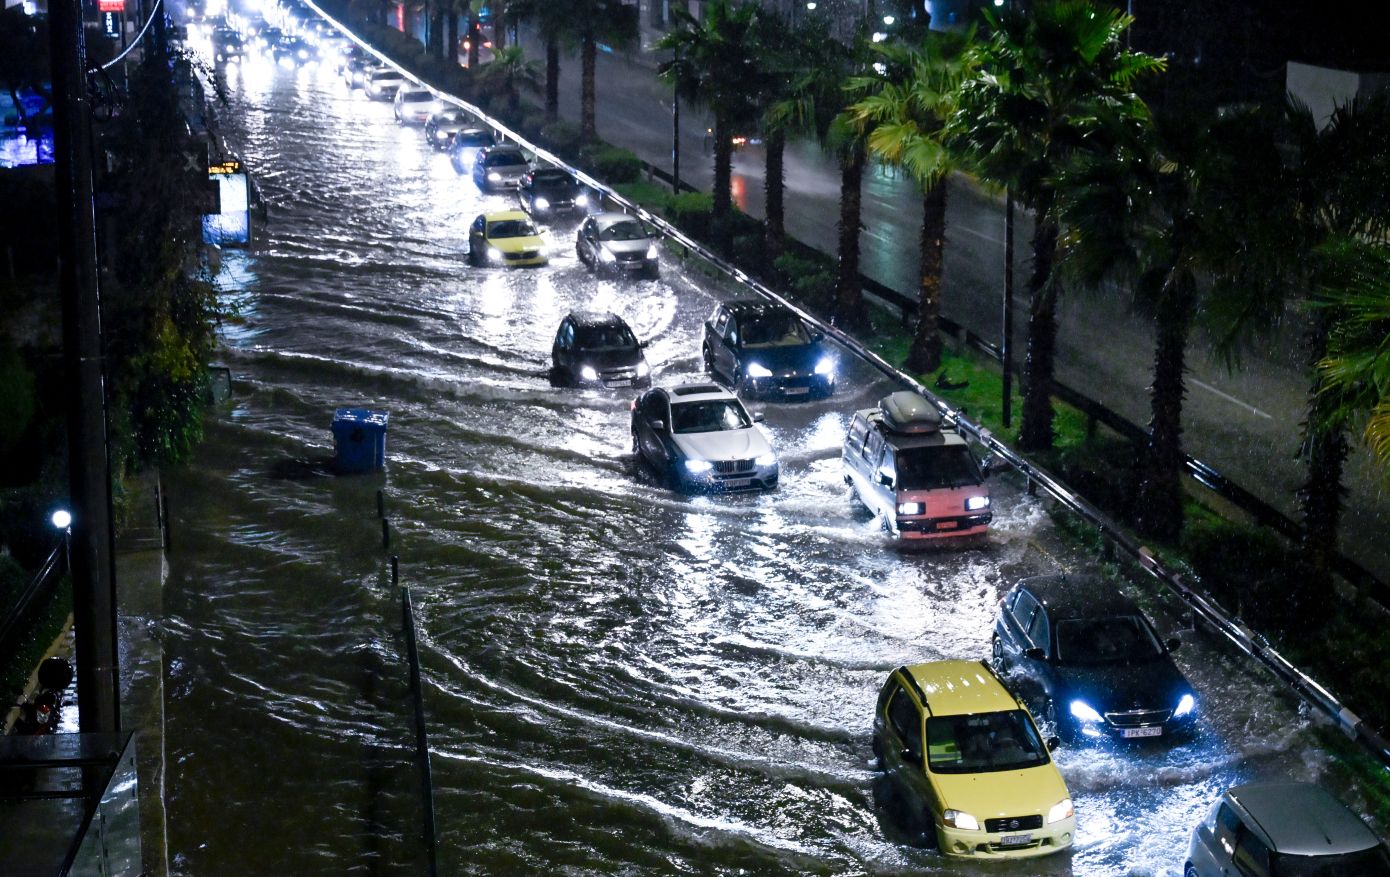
878,391,942,434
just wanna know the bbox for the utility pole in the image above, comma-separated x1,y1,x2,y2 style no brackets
49,0,122,735
672,90,681,194
1001,188,1015,429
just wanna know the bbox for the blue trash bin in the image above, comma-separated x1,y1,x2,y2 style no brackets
332,408,389,474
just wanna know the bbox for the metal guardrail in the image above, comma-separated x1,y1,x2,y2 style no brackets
304,1,1390,770
0,541,67,662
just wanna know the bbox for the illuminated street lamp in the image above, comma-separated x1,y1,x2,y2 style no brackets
51,509,72,531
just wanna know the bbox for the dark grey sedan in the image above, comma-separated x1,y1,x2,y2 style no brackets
576,212,660,278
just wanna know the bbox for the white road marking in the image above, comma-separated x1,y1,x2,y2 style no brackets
1190,378,1273,419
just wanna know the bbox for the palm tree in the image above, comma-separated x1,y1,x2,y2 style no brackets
569,0,639,142
947,0,1163,451
507,0,566,121
478,45,541,117
847,32,973,373
1054,107,1291,539
658,0,765,255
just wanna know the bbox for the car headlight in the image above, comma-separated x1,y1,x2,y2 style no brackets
598,248,616,263
942,809,979,831
1047,798,1074,824
1174,693,1195,717
746,363,773,378
814,357,835,376
297,48,307,58
486,247,502,262
964,495,990,511
684,459,713,474
646,243,659,259
534,197,550,210
579,365,598,381
635,360,650,377
487,171,501,181
896,502,923,516
1070,700,1103,723
575,193,588,206
755,452,776,467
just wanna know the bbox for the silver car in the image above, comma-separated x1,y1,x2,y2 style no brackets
394,87,441,124
1185,783,1390,877
364,67,406,100
630,383,778,492
576,212,660,278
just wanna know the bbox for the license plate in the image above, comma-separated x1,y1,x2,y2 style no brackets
999,834,1033,846
723,478,753,488
936,520,958,530
784,386,809,395
605,379,631,387
1122,726,1162,738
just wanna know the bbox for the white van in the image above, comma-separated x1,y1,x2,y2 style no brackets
842,391,993,539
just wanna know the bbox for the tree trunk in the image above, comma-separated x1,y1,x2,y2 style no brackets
581,35,597,142
467,10,480,67
446,11,459,66
712,112,734,255
430,6,444,59
906,181,946,374
834,143,866,330
1298,315,1348,579
1018,217,1059,451
545,36,559,123
764,127,785,266
1135,274,1192,539
493,6,507,53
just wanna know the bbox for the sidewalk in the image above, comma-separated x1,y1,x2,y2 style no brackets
517,29,1390,586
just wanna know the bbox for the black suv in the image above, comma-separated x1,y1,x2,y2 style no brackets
519,167,588,218
992,574,1198,743
701,300,834,398
550,312,650,389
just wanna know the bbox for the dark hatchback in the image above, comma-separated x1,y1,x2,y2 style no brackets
992,574,1197,743
519,167,589,218
550,312,650,389
701,300,835,399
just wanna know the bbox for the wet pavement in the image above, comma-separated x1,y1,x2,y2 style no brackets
155,42,1379,876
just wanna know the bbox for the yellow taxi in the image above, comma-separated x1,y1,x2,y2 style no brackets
467,210,548,268
872,660,1075,858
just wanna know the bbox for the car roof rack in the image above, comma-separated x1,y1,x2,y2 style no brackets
878,391,942,435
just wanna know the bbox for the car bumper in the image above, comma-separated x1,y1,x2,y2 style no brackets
896,512,992,539
494,252,548,267
742,373,834,399
679,463,778,493
1078,712,1197,741
938,817,1074,859
577,372,650,390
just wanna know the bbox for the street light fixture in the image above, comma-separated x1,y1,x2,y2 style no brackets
806,1,817,8
883,15,895,24
51,509,72,530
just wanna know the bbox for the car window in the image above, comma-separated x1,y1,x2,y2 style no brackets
1054,615,1165,665
713,310,729,335
893,445,983,490
556,321,573,350
1027,606,1050,655
457,131,492,147
845,415,869,455
863,429,883,465
532,170,572,186
599,220,652,242
1233,825,1272,877
575,324,637,351
486,219,538,239
638,392,665,421
886,686,922,762
403,91,434,103
485,151,527,167
876,445,895,485
470,216,484,234
670,400,751,434
741,313,811,347
925,710,1049,774
1215,803,1242,857
725,318,739,346
1011,591,1040,635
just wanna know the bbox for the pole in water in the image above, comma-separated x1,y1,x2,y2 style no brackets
377,489,385,519
391,554,399,587
382,518,390,550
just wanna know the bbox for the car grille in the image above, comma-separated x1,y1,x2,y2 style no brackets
504,251,539,261
713,459,755,475
984,815,1043,834
615,251,646,262
1105,709,1172,727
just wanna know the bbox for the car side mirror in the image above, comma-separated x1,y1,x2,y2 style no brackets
902,748,920,764
752,412,765,423
1165,637,1181,653
1046,736,1060,752
649,419,665,432
877,471,893,488
639,339,649,349
1024,647,1046,661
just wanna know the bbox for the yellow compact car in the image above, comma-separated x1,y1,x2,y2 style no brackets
872,660,1075,859
467,210,548,268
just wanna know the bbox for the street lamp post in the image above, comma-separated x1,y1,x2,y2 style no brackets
1001,188,1015,428
672,90,681,194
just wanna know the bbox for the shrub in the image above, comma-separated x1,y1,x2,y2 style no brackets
539,121,582,161
666,191,714,239
580,144,642,184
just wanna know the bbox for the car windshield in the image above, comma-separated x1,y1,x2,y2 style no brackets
599,220,652,242
487,220,538,239
456,131,492,146
1277,846,1390,877
671,400,751,434
1054,615,1164,665
575,324,637,351
925,710,1049,774
437,111,467,124
370,71,402,82
741,314,811,347
532,171,573,187
486,152,527,167
894,445,982,490
403,92,434,103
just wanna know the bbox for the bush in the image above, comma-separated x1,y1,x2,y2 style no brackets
539,121,582,161
666,191,714,239
580,144,642,184
1180,515,1329,632
774,252,835,312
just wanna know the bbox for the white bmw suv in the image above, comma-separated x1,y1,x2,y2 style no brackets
630,383,778,492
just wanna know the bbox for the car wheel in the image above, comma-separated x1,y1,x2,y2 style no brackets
1042,698,1063,739
701,345,714,374
468,247,481,267
631,429,639,454
871,733,884,767
643,264,659,280
1184,866,1198,877
991,636,1006,674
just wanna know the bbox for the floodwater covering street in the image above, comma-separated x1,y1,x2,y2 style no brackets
159,43,1374,875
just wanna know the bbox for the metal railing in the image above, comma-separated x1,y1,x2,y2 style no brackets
0,541,67,663
303,0,1390,771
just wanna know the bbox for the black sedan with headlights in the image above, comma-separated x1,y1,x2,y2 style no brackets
702,300,834,399
550,312,650,389
576,213,661,278
992,574,1198,743
518,167,589,218
424,109,473,149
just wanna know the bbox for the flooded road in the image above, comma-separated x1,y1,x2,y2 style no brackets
159,44,1365,876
